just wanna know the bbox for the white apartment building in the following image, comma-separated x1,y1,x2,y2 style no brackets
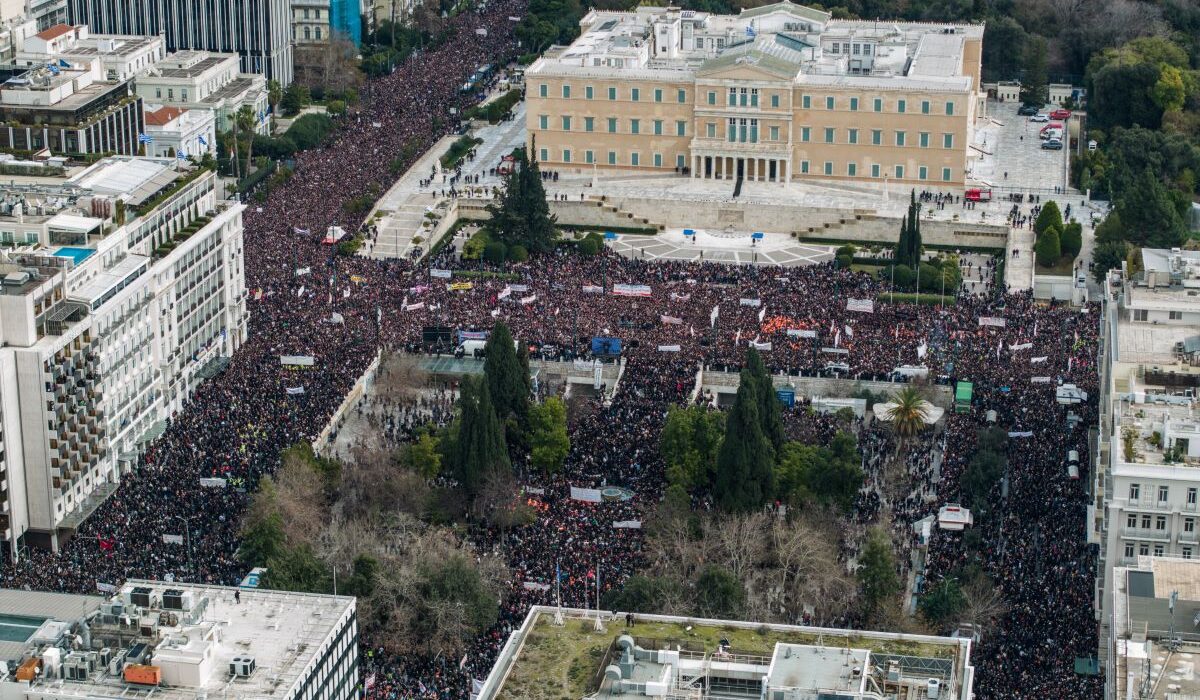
14,23,164,81
0,581,359,700
1094,249,1200,698
0,14,39,62
0,157,246,558
136,50,269,133
143,105,216,160
293,0,330,45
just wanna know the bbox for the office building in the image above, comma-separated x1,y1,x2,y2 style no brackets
1108,556,1200,699
1094,248,1200,695
14,23,165,81
524,1,983,185
0,60,144,156
64,0,293,85
0,581,358,700
136,50,269,133
477,606,975,699
26,0,66,30
143,105,215,159
0,156,246,557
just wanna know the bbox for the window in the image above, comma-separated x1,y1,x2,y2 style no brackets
1170,310,1184,320
631,88,640,101
844,128,857,144
1130,484,1141,500
654,88,662,102
562,149,571,163
1185,547,1194,560
608,151,616,165
751,88,758,107
630,119,640,134
1140,543,1150,556
824,161,833,175
921,100,930,114
1155,515,1167,531
895,165,904,178
539,148,548,161
653,153,662,167
677,154,686,168
716,38,724,48
1142,514,1152,528
749,118,758,142
303,8,310,18
801,127,810,142
873,97,882,112
943,133,954,149
1127,514,1138,528
585,117,594,132
695,38,704,49
942,167,952,182
728,119,736,142
1186,518,1196,533
918,166,928,180
919,132,929,148
1189,487,1197,506
561,116,571,131
585,86,594,100
1154,544,1165,556
707,122,716,138
871,129,881,145
1159,485,1170,503
304,26,311,40
585,150,594,164
678,89,686,103
181,88,188,100
155,88,161,98
608,118,617,133
631,152,640,166
168,88,174,99
871,163,880,177
707,91,716,105
1125,543,1135,559
850,97,859,111
608,87,617,100
824,127,835,144
802,95,811,109
945,101,955,116
538,114,548,129
650,120,661,135
562,85,571,98
729,88,737,106
800,161,809,174
1134,309,1148,322
676,120,686,136
771,94,779,108
539,84,548,98
826,96,834,110
830,42,839,53
895,131,906,147
770,126,779,141
897,99,906,113
847,162,857,176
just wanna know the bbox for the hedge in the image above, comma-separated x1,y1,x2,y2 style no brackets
557,223,658,235
465,89,522,123
451,269,521,280
441,135,483,169
878,293,958,306
798,236,1004,254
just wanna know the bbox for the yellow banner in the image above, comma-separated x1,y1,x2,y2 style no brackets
449,282,474,291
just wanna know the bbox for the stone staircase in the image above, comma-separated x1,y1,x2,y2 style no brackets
579,196,664,231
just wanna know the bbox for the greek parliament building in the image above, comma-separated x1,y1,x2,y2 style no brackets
525,1,984,186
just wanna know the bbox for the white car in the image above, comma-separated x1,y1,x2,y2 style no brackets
1030,113,1050,122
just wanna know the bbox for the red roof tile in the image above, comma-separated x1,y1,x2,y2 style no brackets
144,106,186,126
35,24,76,41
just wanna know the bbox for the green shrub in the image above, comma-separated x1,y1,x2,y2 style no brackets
441,136,483,169
835,244,856,258
285,113,335,150
577,233,602,256
879,292,957,306
835,254,853,269
507,244,529,262
1060,221,1083,258
1035,226,1062,267
483,240,508,263
889,264,915,288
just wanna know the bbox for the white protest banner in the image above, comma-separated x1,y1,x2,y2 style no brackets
613,520,643,529
524,486,545,496
96,581,119,594
1009,342,1033,351
497,287,512,300
296,285,305,297
509,284,530,292
978,317,1007,327
670,292,691,301
758,307,766,323
660,315,683,325
917,342,928,359
1008,431,1034,438
787,329,818,338
658,344,682,352
750,341,772,350
430,268,452,279
405,302,425,311
710,305,719,328
570,486,603,503
280,355,316,366
293,226,310,235
612,284,652,297
583,284,604,294
739,298,761,307
199,477,228,488
844,325,854,338
1030,356,1048,364
295,266,311,276
1031,376,1053,383
521,581,551,592
162,534,185,545
286,386,306,395
520,294,537,305
847,298,875,313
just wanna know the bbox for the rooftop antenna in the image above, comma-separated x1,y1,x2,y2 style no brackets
553,561,564,626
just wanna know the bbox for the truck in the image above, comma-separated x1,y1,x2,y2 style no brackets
455,338,518,358
964,188,992,203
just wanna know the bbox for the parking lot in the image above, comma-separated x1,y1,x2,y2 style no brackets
969,100,1071,194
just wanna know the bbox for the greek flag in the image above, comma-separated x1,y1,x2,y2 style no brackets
197,134,208,146
177,149,187,160
746,24,756,38
258,110,266,124
138,133,153,144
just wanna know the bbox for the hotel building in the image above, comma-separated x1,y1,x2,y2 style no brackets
524,1,983,186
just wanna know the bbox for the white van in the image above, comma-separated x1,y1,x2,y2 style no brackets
1067,449,1080,479
456,339,488,357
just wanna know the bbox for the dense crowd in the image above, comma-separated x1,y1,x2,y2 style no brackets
0,0,1103,696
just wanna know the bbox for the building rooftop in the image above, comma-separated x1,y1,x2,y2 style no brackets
68,156,180,206
144,105,185,125
1111,557,1200,699
145,52,234,80
477,607,972,700
1115,399,1200,468
0,589,104,662
35,23,75,41
0,580,355,700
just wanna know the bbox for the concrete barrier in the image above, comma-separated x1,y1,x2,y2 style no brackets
313,348,382,455
701,368,953,408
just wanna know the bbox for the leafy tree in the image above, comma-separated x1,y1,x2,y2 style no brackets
450,375,510,493
602,575,683,614
1060,221,1083,259
342,555,379,597
327,99,347,117
399,429,442,478
1089,62,1164,130
1035,226,1062,266
412,552,501,650
961,448,1005,513
486,148,558,253
774,442,818,507
1019,36,1048,107
919,578,967,627
280,83,312,116
529,397,569,473
484,322,531,426
694,565,744,618
745,348,783,452
775,432,863,513
577,232,602,256
857,528,899,614
483,240,507,263
507,244,529,262
981,16,1026,81
1034,200,1063,236
264,543,330,592
1115,168,1188,248
713,370,775,512
1152,64,1187,113
660,405,723,492
1092,238,1127,283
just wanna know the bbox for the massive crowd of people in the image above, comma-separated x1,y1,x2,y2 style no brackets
0,0,1103,696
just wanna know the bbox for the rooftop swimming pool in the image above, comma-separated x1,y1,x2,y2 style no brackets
52,247,96,265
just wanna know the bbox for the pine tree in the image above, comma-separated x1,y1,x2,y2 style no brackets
744,348,782,452
894,191,922,268
484,322,530,425
485,147,558,253
713,370,775,512
451,376,510,493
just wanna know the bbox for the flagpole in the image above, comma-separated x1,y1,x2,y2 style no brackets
593,560,603,631
553,560,564,626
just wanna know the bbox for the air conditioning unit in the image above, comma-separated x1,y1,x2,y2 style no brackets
161,589,184,610
128,586,154,608
229,656,255,678
97,648,112,666
107,650,127,676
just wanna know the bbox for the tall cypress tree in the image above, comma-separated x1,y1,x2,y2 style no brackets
452,376,510,493
484,322,530,425
895,191,922,268
714,370,775,512
744,348,782,453
486,147,558,254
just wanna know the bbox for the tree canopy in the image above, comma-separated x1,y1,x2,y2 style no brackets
486,148,557,253
713,370,775,512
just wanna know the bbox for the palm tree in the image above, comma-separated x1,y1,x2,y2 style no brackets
888,387,930,443
235,105,256,179
267,79,283,115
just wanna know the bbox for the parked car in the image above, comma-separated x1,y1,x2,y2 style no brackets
1017,104,1040,116
1040,129,1063,141
1030,113,1050,122
1040,122,1064,134
1050,108,1072,120
1042,138,1063,150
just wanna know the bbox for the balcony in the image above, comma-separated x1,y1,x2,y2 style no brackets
1180,530,1199,544
1123,526,1172,541
689,136,791,156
